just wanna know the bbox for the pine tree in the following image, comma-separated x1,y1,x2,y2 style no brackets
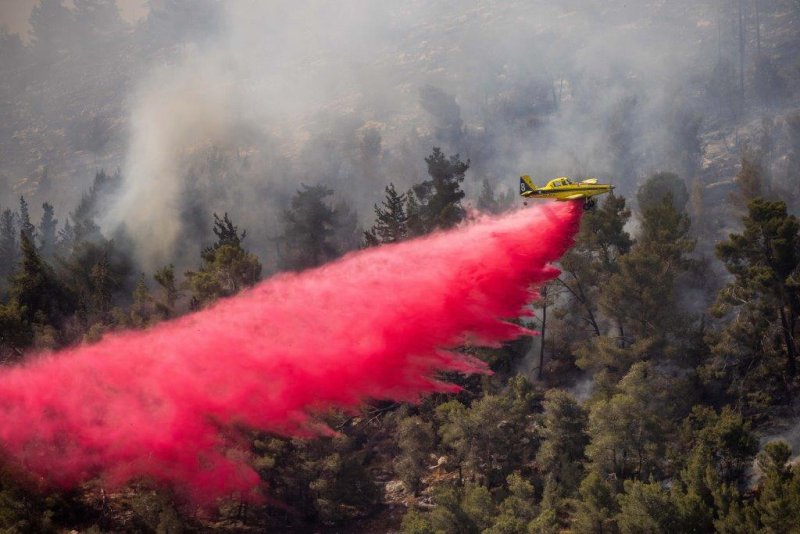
485,472,538,533
129,273,153,328
18,196,36,242
394,416,434,495
585,363,672,481
407,147,469,235
536,390,589,499
752,441,800,532
280,184,340,270
0,209,19,282
153,264,179,318
558,193,633,347
9,231,73,329
364,183,408,246
477,179,499,214
715,199,800,379
37,202,58,259
61,239,133,322
636,172,689,213
186,213,261,307
572,472,618,533
600,194,695,349
616,479,679,533
56,218,75,257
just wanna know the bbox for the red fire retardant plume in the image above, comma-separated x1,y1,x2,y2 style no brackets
0,201,580,504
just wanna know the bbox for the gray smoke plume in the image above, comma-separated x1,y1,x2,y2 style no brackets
2,0,796,268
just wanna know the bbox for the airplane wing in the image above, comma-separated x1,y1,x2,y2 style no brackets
561,193,587,200
580,178,598,184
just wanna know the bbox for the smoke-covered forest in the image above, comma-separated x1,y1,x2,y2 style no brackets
2,0,800,532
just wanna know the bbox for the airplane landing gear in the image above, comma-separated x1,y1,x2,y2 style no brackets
583,198,597,211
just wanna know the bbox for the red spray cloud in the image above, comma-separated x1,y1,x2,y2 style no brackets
0,201,580,503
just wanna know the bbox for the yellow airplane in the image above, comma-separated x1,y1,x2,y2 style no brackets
519,175,615,210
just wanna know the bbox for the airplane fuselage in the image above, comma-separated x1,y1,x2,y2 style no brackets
519,176,614,209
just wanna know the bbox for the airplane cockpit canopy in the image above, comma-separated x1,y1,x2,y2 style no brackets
546,177,572,188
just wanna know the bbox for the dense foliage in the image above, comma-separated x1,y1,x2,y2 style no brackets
0,142,798,532
1,1,800,531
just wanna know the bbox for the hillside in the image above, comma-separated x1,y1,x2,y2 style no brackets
1,1,800,533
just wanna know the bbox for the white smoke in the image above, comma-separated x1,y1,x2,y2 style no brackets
103,0,719,267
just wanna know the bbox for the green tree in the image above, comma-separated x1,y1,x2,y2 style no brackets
572,472,619,534
535,389,588,499
61,239,133,323
477,179,514,215
402,508,436,534
407,147,469,235
280,184,340,270
0,209,18,282
615,479,678,534
556,194,633,370
394,416,435,495
129,273,154,328
636,172,688,213
18,196,36,242
153,264,179,318
37,202,58,259
485,472,538,534
731,152,768,209
715,199,800,379
752,440,800,532
436,376,538,487
677,406,757,486
185,213,261,307
461,484,495,531
599,194,695,351
586,363,672,481
0,299,32,356
10,231,73,331
364,183,408,246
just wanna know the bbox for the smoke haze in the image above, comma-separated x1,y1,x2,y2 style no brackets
2,0,766,268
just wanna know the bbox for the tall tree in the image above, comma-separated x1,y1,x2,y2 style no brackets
364,183,408,246
394,416,435,495
558,193,633,342
61,239,133,323
407,147,469,235
476,179,514,215
153,264,179,318
586,363,672,482
0,209,19,282
536,389,589,500
716,199,800,378
37,202,58,259
186,213,262,307
751,441,800,532
419,85,464,147
599,193,695,351
730,152,768,209
636,172,689,213
280,184,340,271
10,231,73,330
18,197,36,243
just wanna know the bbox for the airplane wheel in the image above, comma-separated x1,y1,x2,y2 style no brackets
583,199,597,211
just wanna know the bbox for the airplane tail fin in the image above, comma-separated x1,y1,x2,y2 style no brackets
519,175,536,197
